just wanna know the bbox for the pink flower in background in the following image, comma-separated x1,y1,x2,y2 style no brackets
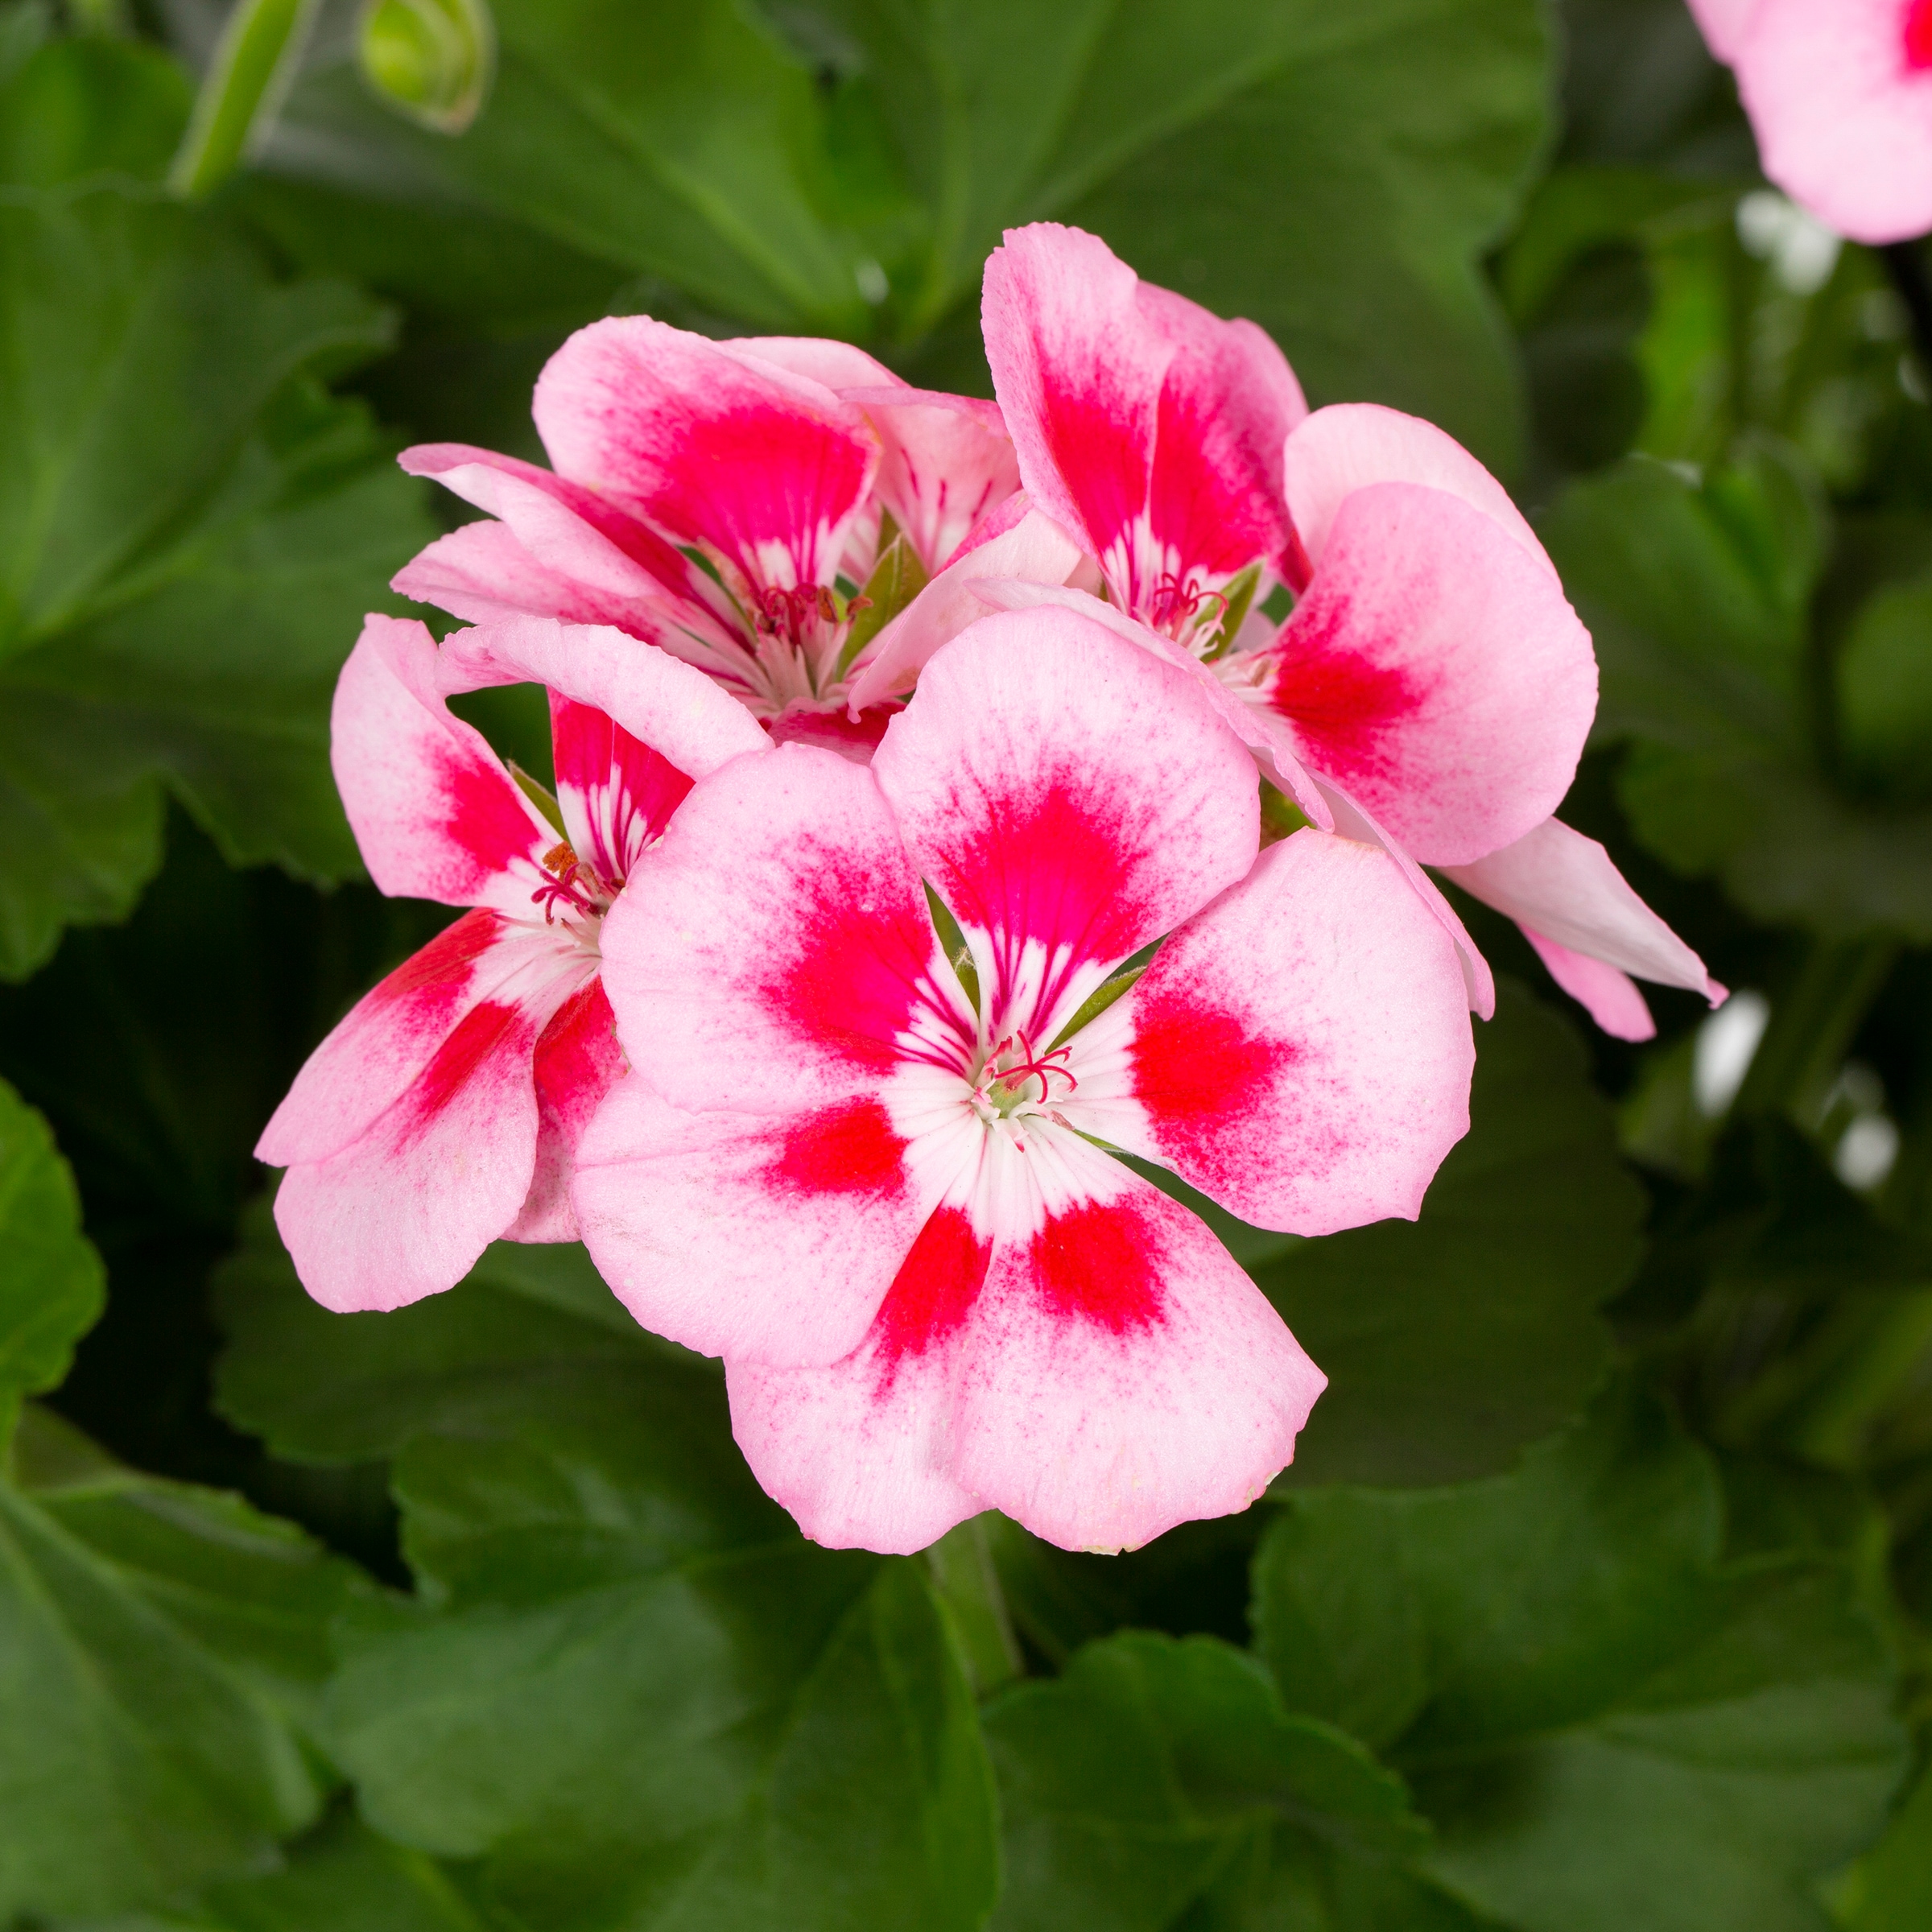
1688,0,1932,244
866,221,1721,1041
574,607,1473,1554
255,613,768,1312
392,321,1022,747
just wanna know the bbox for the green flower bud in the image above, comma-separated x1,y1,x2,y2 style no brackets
357,0,493,135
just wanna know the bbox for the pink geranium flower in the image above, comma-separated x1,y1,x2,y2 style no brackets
255,613,768,1311
1689,0,1932,244
863,222,1722,1041
574,605,1474,1554
390,323,1030,746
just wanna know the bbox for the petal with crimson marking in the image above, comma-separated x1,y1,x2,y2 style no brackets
270,928,594,1312
871,605,1260,1039
506,976,626,1242
1106,829,1473,1234
532,319,879,593
597,741,951,1119
952,1178,1323,1552
576,1080,945,1367
331,616,556,914
1267,483,1596,866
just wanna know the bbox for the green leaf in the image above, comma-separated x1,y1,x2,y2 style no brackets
1832,1763,1932,1932
0,1405,369,1922
274,0,877,332
1544,450,1932,939
216,1221,1001,1931
94,1809,511,1932
0,179,436,976
983,1631,1488,1932
266,0,1549,466
0,34,192,188
1249,980,1641,1486
0,1074,103,1451
1252,1380,1909,1932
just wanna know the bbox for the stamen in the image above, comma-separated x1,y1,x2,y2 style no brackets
530,840,602,923
1146,571,1228,642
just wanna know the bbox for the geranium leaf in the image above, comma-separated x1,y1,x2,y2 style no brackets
0,1074,103,1452
215,1220,1001,1932
1252,1380,1909,1932
982,1630,1492,1932
0,171,436,977
0,1405,369,1923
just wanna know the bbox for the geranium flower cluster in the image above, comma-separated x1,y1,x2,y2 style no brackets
259,225,1719,1556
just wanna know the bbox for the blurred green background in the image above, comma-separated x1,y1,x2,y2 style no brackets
1,1,1930,1926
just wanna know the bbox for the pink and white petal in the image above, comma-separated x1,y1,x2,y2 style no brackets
531,318,879,592
576,1080,941,1366
726,1203,993,1554
273,993,547,1314
332,616,555,914
1270,482,1596,865
1686,0,1761,60
438,615,770,786
258,909,518,1166
843,502,1084,711
1524,931,1657,1042
1439,816,1722,1001
966,579,1333,828
1318,781,1495,1018
506,976,625,1242
873,606,1261,1039
952,1175,1325,1553
1105,829,1474,1232
393,521,690,643
841,386,1021,572
1137,281,1304,584
1283,404,1548,574
1732,0,1932,246
599,743,948,1117
399,443,715,609
982,224,1170,594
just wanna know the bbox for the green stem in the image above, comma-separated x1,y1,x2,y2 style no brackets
167,0,322,200
1782,1290,1932,1469
927,1515,1022,1697
1732,936,1899,1125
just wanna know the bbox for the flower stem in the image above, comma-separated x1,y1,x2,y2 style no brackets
167,0,322,201
1732,936,1899,1126
927,1515,1022,1697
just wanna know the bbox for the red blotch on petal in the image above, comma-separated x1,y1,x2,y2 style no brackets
436,741,544,882
873,1205,990,1372
532,976,622,1129
1908,0,1932,70
769,852,932,1074
1269,637,1423,790
1029,1196,1164,1335
1132,1001,1289,1179
773,1096,906,1195
364,908,502,1030
948,782,1157,989
394,998,530,1148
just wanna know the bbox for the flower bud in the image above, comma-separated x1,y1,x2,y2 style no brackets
357,0,493,134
